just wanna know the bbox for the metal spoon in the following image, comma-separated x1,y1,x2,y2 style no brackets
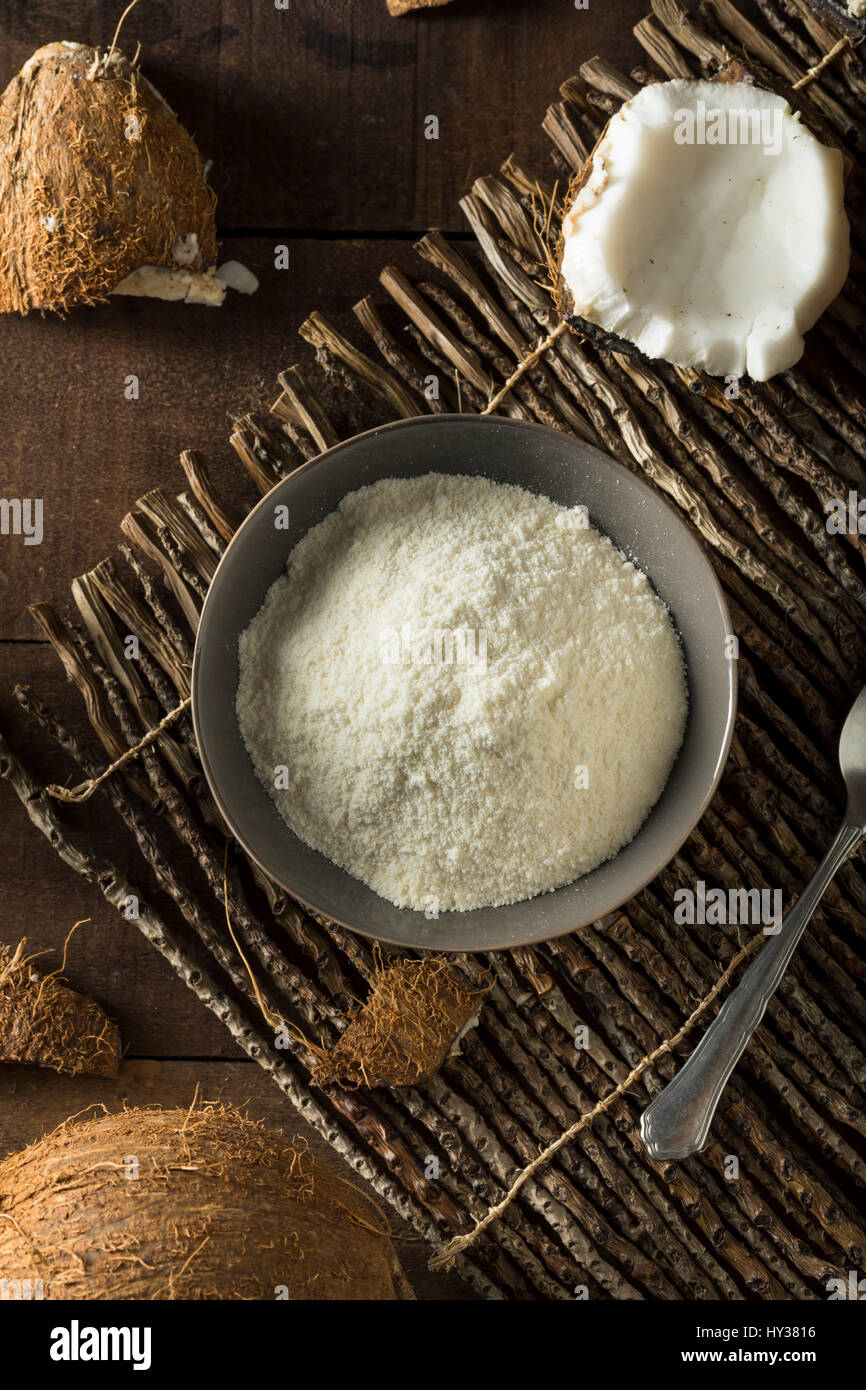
640,680,866,1163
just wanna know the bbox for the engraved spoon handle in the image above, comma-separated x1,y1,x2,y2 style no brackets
640,820,864,1163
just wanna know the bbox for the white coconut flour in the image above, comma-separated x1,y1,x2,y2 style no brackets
237,473,688,913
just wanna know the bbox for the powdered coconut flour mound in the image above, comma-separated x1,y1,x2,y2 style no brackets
237,473,687,913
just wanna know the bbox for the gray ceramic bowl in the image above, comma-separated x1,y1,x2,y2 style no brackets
193,415,736,951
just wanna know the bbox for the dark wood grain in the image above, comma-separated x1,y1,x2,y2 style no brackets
0,0,649,232
0,237,423,639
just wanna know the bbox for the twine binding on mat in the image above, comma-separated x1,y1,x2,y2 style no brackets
480,321,568,415
792,36,854,90
429,930,764,1271
44,697,192,803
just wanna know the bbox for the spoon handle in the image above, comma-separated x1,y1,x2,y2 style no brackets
640,820,864,1163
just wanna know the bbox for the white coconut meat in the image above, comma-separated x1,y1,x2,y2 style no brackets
214,260,260,294
560,80,850,381
112,259,260,304
112,264,226,305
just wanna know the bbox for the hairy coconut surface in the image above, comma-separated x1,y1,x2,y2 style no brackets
556,77,850,381
0,42,218,314
314,956,484,1089
0,939,119,1077
388,0,454,14
0,1104,412,1299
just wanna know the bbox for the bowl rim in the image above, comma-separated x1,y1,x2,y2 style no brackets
192,412,737,951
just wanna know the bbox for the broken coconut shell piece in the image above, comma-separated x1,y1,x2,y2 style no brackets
0,939,119,1077
0,1104,414,1299
0,42,256,313
314,955,484,1090
388,0,454,15
556,78,850,382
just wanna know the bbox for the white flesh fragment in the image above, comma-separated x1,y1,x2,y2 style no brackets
112,265,226,305
560,80,850,381
214,260,260,294
170,232,201,267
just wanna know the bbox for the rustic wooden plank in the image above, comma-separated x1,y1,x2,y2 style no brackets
0,0,649,232
0,237,424,640
0,1057,476,1301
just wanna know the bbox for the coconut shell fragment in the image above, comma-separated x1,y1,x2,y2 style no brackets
0,939,119,1077
0,1104,413,1300
314,955,484,1089
388,0,454,14
0,42,218,314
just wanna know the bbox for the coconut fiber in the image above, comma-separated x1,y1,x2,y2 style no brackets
0,42,217,314
0,939,119,1077
314,955,484,1089
0,1104,413,1299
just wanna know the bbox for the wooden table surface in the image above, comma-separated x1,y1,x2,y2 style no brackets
0,0,652,1299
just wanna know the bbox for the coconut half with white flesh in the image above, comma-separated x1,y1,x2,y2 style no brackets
557,79,850,382
0,42,254,313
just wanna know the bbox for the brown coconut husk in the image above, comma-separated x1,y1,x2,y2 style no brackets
314,953,484,1090
552,109,643,348
0,42,218,314
388,0,454,14
0,1103,414,1300
0,938,119,1077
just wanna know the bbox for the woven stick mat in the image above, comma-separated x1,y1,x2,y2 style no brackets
3,0,866,1300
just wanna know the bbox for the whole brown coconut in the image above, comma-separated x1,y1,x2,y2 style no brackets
0,1104,414,1299
0,42,218,314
